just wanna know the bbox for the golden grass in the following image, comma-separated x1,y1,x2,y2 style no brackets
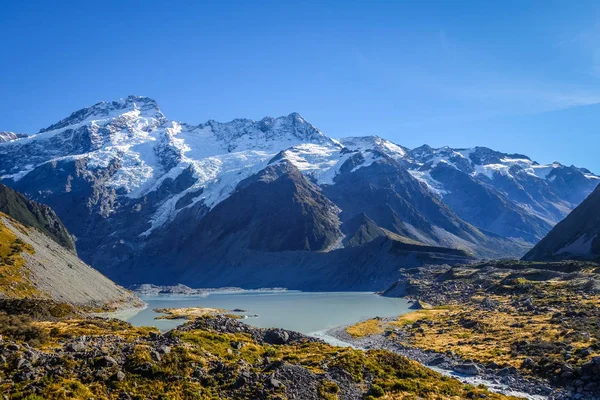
2,315,520,400
346,318,385,338
35,318,158,347
392,295,597,369
154,307,242,320
346,310,450,338
390,309,449,327
0,217,40,298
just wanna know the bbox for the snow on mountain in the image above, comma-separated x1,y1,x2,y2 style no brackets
409,145,597,188
340,136,409,160
274,136,411,186
404,145,599,241
0,132,28,143
0,95,597,259
408,146,597,201
0,96,341,233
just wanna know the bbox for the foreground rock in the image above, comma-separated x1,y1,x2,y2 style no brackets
0,314,516,399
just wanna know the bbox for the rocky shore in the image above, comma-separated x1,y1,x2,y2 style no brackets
130,284,288,296
333,261,600,400
327,321,553,399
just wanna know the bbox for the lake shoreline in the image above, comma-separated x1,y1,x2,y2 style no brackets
99,290,554,398
119,290,413,334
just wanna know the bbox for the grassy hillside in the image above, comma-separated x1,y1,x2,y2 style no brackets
0,183,75,251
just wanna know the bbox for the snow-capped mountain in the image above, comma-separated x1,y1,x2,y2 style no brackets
404,145,599,243
0,95,597,288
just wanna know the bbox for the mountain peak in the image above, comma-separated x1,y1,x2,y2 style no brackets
340,136,408,159
197,112,330,149
39,95,164,133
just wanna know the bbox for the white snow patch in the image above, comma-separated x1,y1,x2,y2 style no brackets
556,234,597,256
340,136,407,160
408,170,449,198
473,164,510,180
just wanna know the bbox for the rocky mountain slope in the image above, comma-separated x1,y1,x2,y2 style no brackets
0,185,139,309
523,184,600,261
0,96,597,287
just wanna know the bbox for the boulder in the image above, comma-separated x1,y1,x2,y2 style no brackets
409,300,433,310
452,363,481,376
264,329,290,345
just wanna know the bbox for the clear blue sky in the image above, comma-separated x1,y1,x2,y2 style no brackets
1,0,599,173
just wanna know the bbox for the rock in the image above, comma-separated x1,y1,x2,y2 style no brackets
428,355,446,366
562,364,575,373
150,350,161,362
6,344,20,352
14,371,34,382
579,348,593,357
65,342,86,352
268,378,283,389
149,332,160,340
96,356,118,368
113,371,126,382
409,300,433,310
13,357,30,370
264,329,290,345
521,358,536,369
132,362,154,378
234,371,252,388
452,363,481,376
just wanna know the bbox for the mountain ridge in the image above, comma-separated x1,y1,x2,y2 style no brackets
0,95,597,287
0,185,140,309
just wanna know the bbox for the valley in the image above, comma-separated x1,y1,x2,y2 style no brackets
4,2,600,398
0,96,597,289
0,96,599,399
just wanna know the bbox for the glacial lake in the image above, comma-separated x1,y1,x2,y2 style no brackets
122,291,412,338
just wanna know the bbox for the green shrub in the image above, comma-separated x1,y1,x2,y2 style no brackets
368,384,385,398
0,313,48,346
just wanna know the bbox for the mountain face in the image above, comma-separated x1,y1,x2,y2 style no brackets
0,96,597,288
0,185,139,309
523,184,600,261
406,145,598,243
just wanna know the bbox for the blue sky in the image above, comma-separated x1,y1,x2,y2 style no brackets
1,0,599,172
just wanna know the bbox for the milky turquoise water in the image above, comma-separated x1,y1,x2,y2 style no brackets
124,291,411,335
